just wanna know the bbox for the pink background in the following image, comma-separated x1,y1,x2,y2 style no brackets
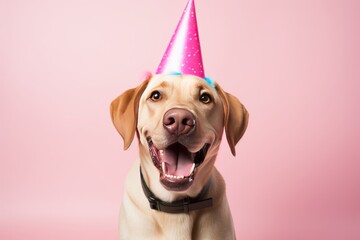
1,0,360,239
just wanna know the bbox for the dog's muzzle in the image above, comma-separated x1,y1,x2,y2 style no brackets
146,108,210,191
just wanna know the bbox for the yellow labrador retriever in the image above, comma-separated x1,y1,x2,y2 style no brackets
111,74,248,240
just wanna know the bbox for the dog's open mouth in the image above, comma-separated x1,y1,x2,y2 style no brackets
147,139,210,191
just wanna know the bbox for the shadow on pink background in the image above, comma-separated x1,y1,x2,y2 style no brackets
1,0,360,239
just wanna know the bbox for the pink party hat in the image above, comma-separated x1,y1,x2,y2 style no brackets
156,0,205,79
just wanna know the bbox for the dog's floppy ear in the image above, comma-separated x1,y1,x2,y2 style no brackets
216,83,249,156
110,79,149,150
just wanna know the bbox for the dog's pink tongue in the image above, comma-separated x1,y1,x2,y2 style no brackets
163,143,193,176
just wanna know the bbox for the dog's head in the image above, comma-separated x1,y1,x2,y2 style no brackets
111,74,248,193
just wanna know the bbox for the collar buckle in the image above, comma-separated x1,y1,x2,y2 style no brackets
148,196,159,210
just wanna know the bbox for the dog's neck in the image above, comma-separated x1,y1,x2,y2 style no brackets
140,168,213,213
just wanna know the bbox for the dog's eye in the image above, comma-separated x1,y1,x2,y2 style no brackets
199,93,212,104
149,90,162,102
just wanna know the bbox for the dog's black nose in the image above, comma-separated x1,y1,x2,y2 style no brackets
163,108,196,135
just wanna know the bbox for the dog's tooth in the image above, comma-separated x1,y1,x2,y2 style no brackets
165,174,186,179
161,162,167,173
159,150,164,161
189,163,195,175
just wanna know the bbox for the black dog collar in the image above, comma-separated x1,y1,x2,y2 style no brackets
140,168,213,213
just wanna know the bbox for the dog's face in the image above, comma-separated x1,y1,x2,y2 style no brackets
137,75,225,191
111,74,248,193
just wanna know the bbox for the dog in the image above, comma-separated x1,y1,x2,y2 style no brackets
110,73,248,239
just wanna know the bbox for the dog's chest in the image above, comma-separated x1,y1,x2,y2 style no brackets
156,213,195,239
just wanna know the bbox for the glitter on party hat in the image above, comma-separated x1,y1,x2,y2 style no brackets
156,0,205,79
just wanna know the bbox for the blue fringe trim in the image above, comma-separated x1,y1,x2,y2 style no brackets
168,72,215,88
204,77,215,88
169,71,182,76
